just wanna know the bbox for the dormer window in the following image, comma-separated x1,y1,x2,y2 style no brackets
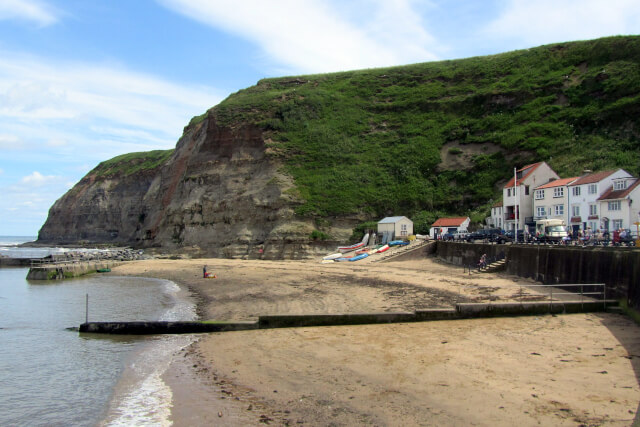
613,180,626,190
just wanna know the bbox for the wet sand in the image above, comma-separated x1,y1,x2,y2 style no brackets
113,257,640,426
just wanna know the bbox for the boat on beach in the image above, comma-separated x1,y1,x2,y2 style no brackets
338,233,369,253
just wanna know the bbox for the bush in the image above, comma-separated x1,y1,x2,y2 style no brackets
310,230,331,240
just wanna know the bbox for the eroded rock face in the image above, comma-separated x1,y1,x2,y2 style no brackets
38,113,339,258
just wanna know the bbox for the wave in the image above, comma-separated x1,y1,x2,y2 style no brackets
102,279,197,426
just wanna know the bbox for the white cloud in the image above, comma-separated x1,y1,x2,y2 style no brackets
0,133,23,149
46,138,67,147
0,0,58,26
21,171,57,186
0,51,223,163
484,0,640,47
158,0,438,74
0,53,223,136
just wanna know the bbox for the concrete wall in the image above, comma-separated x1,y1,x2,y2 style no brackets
435,241,507,267
434,241,640,309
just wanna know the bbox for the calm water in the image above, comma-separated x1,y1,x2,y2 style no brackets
0,237,196,426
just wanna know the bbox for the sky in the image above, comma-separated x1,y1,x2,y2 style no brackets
1,0,639,236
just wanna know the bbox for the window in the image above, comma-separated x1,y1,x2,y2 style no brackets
507,188,511,197
525,185,530,195
589,221,597,230
536,206,546,217
553,187,564,198
554,204,564,216
588,184,597,194
572,186,581,196
535,189,545,200
608,201,621,211
589,204,597,215
572,205,580,217
613,180,626,190
612,219,623,229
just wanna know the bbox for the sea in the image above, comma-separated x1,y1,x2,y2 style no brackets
0,236,197,426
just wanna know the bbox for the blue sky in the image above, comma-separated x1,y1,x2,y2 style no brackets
1,0,639,236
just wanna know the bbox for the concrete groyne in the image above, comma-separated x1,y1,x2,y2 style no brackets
79,300,617,335
27,261,121,280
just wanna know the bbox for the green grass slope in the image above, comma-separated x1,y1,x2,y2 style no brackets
92,150,174,178
203,36,639,230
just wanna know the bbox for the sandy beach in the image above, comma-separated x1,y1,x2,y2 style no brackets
112,257,640,426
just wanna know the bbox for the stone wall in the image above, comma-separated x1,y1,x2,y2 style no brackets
434,241,640,309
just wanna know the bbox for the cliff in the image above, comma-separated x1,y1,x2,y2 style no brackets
38,36,640,257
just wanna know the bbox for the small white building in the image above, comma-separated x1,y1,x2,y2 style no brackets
597,177,640,232
430,217,470,239
489,201,504,229
378,216,413,242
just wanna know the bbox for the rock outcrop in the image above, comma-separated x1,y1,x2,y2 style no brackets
38,112,341,258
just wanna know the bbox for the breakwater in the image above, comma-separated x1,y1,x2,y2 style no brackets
434,241,640,309
80,300,616,334
27,261,121,280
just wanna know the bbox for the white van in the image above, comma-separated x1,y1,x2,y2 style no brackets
535,219,568,242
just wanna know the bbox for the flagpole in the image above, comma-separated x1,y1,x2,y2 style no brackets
514,167,518,243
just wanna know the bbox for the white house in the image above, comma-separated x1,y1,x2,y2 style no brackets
567,169,634,234
378,216,413,242
597,177,640,232
503,162,559,232
489,201,504,229
532,176,578,225
430,217,470,239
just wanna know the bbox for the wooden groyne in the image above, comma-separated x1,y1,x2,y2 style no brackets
79,300,618,335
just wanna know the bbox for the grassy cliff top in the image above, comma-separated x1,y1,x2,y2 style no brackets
92,150,174,178
206,36,639,226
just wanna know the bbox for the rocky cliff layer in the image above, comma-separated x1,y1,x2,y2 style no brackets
38,113,346,258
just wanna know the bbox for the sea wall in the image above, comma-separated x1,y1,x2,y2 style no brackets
434,241,640,309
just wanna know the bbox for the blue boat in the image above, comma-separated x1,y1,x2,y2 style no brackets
348,253,369,261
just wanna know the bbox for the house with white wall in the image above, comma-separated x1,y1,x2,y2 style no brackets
597,177,640,232
378,216,413,242
567,169,634,234
489,201,504,229
503,162,559,232
430,217,470,239
533,177,578,225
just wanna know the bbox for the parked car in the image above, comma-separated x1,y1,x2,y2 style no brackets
466,228,504,243
501,230,533,244
442,231,456,241
442,230,470,241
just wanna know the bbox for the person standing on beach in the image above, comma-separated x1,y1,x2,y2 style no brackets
203,265,207,278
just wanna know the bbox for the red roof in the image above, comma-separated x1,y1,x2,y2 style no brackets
569,170,618,186
504,162,544,188
535,177,578,189
597,179,640,201
492,200,503,208
432,217,469,227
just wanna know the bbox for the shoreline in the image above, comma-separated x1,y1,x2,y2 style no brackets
111,258,640,426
